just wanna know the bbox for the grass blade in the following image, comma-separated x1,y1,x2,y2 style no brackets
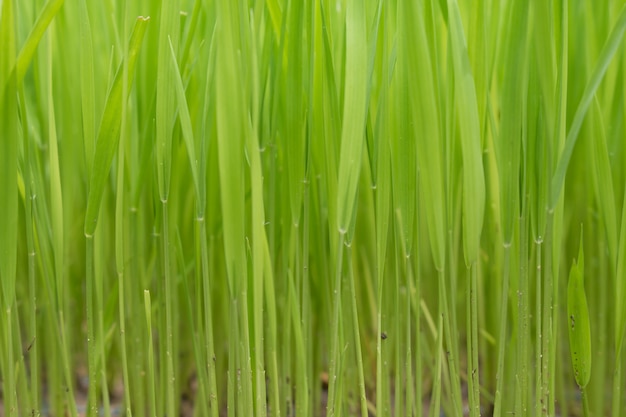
15,0,64,85
336,0,368,235
84,16,150,237
550,5,626,208
567,230,591,389
0,0,18,307
446,0,485,266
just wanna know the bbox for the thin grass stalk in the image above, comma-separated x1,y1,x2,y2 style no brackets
199,221,219,417
244,40,269,412
94,223,111,417
614,180,626,417
375,107,391,417
413,235,422,417
429,316,444,417
613,361,622,417
404,255,415,417
517,193,530,417
19,82,40,417
394,247,402,417
172,228,206,417
143,291,157,417
159,201,176,417
582,387,591,417
261,237,280,417
550,202,564,417
116,127,132,417
467,262,480,417
26,199,39,417
594,237,608,417
535,240,542,417
85,236,98,417
115,7,133,415
493,245,511,417
287,268,309,417
302,183,313,417
3,308,16,417
13,307,31,414
540,210,555,416
46,26,80,417
438,268,463,416
327,232,345,417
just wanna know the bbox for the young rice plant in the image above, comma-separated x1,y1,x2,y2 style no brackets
2,0,626,416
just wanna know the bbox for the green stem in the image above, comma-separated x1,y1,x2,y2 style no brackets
535,240,543,417
347,244,368,417
413,256,422,417
494,244,511,417
394,250,402,417
199,219,219,417
405,256,414,417
58,311,79,417
581,387,591,417
118,268,132,416
5,307,16,417
542,211,555,416
518,206,529,417
86,236,97,417
613,357,622,417
468,262,481,417
162,201,176,417
143,291,157,417
439,268,463,416
327,232,345,417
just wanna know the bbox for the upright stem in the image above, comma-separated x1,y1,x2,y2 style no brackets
535,240,543,417
439,268,463,416
117,270,132,416
144,291,157,417
468,262,481,417
542,211,555,416
404,256,414,417
5,307,16,417
518,208,529,417
327,232,345,417
86,236,97,417
493,244,511,417
162,201,176,417
413,256,422,417
581,387,591,417
613,356,622,417
200,219,219,417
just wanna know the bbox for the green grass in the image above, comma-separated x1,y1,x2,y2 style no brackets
3,0,626,416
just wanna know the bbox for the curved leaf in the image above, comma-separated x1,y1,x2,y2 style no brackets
84,16,150,237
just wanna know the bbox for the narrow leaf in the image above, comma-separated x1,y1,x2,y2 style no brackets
168,37,200,198
336,0,368,234
16,0,65,85
0,0,18,306
84,16,150,236
567,230,592,388
550,5,626,208
446,0,485,266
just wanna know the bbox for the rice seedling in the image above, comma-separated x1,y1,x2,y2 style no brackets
3,0,626,416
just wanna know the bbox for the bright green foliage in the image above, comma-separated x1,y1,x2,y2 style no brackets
567,231,592,388
3,1,626,417
336,0,368,235
446,0,485,266
84,17,150,236
0,0,18,307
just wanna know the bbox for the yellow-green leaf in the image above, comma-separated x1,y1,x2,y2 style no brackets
567,230,591,388
0,0,18,307
84,16,150,237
